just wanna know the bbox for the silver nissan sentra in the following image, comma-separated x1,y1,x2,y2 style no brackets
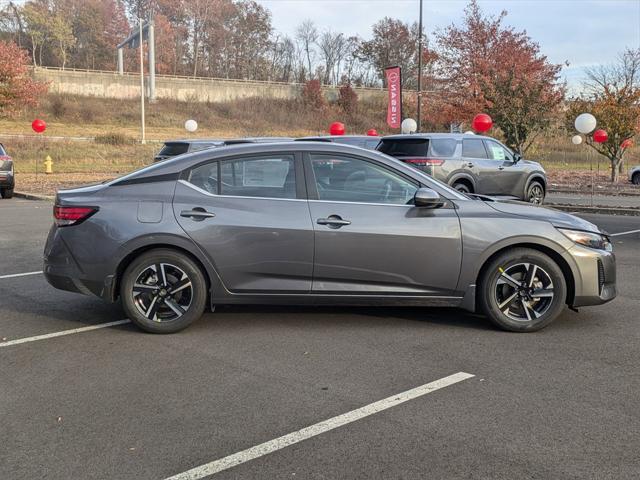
44,142,616,333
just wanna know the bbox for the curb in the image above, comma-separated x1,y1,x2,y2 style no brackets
549,188,640,197
546,203,640,216
13,191,55,201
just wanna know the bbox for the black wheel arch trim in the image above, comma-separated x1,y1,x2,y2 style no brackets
524,174,547,195
448,172,476,190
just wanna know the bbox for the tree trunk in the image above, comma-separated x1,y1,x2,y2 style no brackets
610,158,620,183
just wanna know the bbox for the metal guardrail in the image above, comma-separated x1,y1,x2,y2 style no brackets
32,66,388,92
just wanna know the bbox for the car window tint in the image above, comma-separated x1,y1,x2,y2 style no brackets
429,138,457,157
221,155,296,199
0,144,6,156
159,142,189,156
310,154,417,205
484,141,514,161
188,162,218,194
462,139,488,158
377,139,429,157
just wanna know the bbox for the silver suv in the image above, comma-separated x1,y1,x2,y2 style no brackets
378,133,547,204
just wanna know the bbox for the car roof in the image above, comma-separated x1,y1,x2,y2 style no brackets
380,133,492,140
164,137,294,145
296,135,380,140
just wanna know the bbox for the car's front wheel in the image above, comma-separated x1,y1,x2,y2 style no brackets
120,249,208,333
478,248,567,332
526,181,545,204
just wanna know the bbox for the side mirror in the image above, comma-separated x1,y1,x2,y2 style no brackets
414,188,444,209
513,153,522,163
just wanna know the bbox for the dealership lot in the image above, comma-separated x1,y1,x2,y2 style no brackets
1,198,639,479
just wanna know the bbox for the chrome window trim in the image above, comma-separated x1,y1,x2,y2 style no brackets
178,179,307,202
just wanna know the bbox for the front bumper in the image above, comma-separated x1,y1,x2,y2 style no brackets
568,244,616,307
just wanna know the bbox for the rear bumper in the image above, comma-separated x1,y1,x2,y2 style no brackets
0,174,14,188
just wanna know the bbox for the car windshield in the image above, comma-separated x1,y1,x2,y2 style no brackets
0,159,12,171
158,142,190,157
378,138,429,157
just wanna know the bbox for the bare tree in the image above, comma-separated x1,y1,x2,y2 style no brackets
295,19,317,81
318,30,347,85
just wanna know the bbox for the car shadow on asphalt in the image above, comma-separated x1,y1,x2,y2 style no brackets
207,305,496,332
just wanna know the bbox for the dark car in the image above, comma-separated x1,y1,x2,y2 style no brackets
296,135,380,150
0,143,14,199
378,133,547,204
154,137,293,162
44,142,615,334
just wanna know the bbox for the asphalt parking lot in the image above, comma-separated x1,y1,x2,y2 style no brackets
1,198,639,480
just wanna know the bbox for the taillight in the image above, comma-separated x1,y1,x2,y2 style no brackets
53,205,98,227
403,157,445,167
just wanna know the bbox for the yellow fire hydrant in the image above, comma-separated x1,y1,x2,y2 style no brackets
44,155,53,174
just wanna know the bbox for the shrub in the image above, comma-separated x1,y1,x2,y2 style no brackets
301,79,326,109
49,94,68,119
95,132,136,145
338,84,358,115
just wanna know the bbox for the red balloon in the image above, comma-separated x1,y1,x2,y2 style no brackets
366,129,378,136
621,139,633,149
593,129,608,143
329,122,345,136
32,118,46,134
471,113,493,133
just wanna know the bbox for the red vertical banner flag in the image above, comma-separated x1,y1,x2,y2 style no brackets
385,66,402,129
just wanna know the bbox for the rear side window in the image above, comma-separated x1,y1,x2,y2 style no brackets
159,142,189,157
462,139,488,159
378,139,429,157
0,144,6,156
188,162,218,194
220,154,297,199
429,138,457,157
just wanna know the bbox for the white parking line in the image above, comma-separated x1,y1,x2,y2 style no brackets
0,271,43,280
164,371,475,480
0,320,131,348
610,229,640,237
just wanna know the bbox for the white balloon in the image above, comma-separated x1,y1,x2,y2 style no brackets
184,119,198,132
401,118,417,134
571,135,583,145
574,113,596,134
464,131,475,135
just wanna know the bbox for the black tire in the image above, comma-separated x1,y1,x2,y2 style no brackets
120,249,208,333
632,173,640,185
478,248,567,332
452,181,472,194
526,180,545,204
0,188,12,199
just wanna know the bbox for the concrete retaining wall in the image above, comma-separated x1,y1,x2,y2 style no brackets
33,68,387,103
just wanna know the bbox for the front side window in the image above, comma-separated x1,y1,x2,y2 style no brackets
429,138,457,157
462,139,488,159
484,141,514,162
188,162,218,194
311,154,418,205
221,154,296,199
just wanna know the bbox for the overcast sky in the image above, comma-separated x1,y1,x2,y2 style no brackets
258,0,640,91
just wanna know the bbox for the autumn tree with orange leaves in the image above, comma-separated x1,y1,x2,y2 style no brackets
566,48,640,182
434,1,565,154
0,41,47,116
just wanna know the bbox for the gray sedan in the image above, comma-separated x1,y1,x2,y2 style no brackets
44,142,616,333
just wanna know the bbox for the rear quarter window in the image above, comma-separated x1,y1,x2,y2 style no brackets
429,138,458,157
378,139,429,157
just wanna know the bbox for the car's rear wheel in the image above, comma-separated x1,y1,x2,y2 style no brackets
0,187,13,199
120,249,208,333
526,181,545,204
478,248,566,332
632,172,640,185
452,181,472,194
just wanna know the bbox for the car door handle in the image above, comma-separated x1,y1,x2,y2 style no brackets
317,215,351,229
180,208,216,220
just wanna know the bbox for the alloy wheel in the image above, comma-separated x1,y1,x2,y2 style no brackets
132,263,193,322
528,184,544,204
495,263,554,322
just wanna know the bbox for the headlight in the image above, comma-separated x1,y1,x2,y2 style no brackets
558,228,612,252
